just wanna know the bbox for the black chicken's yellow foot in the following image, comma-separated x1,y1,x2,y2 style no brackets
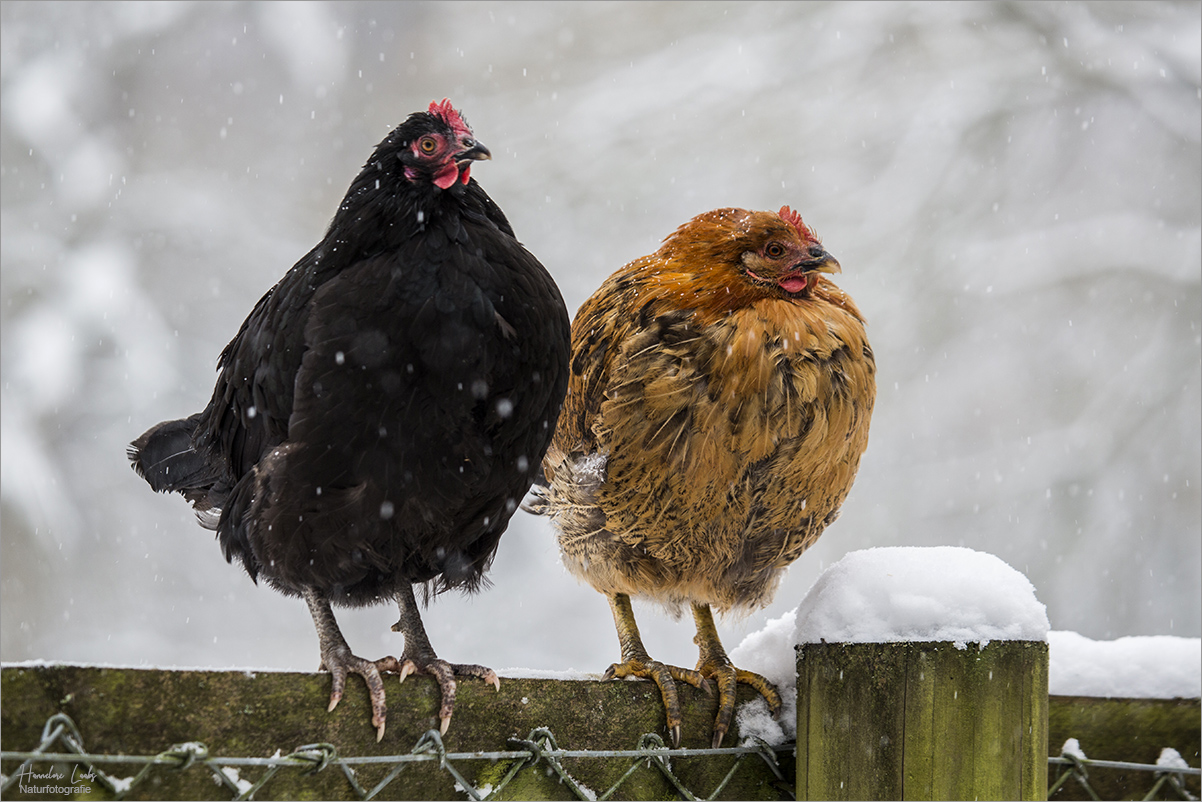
390,655,500,735
604,657,708,747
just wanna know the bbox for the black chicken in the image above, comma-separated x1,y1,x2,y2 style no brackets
129,100,570,739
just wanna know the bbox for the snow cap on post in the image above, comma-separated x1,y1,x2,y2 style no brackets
792,546,1050,647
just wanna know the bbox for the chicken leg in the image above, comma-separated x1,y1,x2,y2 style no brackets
603,593,708,747
306,583,501,740
390,582,500,735
303,586,392,741
691,602,782,747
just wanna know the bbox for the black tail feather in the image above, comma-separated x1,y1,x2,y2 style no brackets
129,413,222,504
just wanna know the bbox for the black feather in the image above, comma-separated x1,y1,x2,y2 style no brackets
130,106,570,609
128,413,223,509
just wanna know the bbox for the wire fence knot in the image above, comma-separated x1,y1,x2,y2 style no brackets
507,726,560,768
39,713,85,754
635,733,668,753
411,729,448,768
287,742,339,774
159,741,209,771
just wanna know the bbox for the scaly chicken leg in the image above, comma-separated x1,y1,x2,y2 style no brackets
303,586,391,741
603,593,708,747
691,602,782,747
390,582,501,735
305,583,501,741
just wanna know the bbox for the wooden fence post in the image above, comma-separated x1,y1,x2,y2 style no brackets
796,640,1049,801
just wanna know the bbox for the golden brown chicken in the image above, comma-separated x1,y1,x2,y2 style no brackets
530,206,875,747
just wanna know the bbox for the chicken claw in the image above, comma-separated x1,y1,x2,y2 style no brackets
305,587,392,741
693,603,782,747
389,652,500,734
605,593,709,747
320,652,391,741
389,584,500,735
604,655,708,747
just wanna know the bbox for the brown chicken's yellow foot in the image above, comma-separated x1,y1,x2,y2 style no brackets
603,657,708,689
605,593,709,747
737,667,782,715
695,659,782,747
692,603,782,747
603,656,708,747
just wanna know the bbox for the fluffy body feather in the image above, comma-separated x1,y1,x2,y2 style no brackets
130,100,570,739
533,206,875,746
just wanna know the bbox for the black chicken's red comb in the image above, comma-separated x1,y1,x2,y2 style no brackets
428,98,472,137
779,206,818,242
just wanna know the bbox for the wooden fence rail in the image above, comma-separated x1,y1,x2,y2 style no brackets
1,654,1198,800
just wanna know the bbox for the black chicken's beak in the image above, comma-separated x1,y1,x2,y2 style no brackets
799,246,841,275
457,140,491,163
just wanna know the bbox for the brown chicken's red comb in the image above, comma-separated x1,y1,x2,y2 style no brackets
428,98,472,138
779,206,818,242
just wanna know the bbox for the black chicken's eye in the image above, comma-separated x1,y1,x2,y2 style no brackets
765,242,786,259
418,136,438,154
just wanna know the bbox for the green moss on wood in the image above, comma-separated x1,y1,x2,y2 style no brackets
6,659,1196,801
796,641,1049,801
1,665,788,800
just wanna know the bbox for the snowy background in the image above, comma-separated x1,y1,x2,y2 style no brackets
2,2,1199,680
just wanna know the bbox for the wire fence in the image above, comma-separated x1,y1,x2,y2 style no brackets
1048,741,1200,802
0,712,791,801
2,712,1198,800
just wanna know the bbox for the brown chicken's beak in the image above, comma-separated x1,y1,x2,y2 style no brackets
801,248,841,275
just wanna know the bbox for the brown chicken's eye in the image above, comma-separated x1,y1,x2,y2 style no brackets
418,136,439,154
765,242,786,259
